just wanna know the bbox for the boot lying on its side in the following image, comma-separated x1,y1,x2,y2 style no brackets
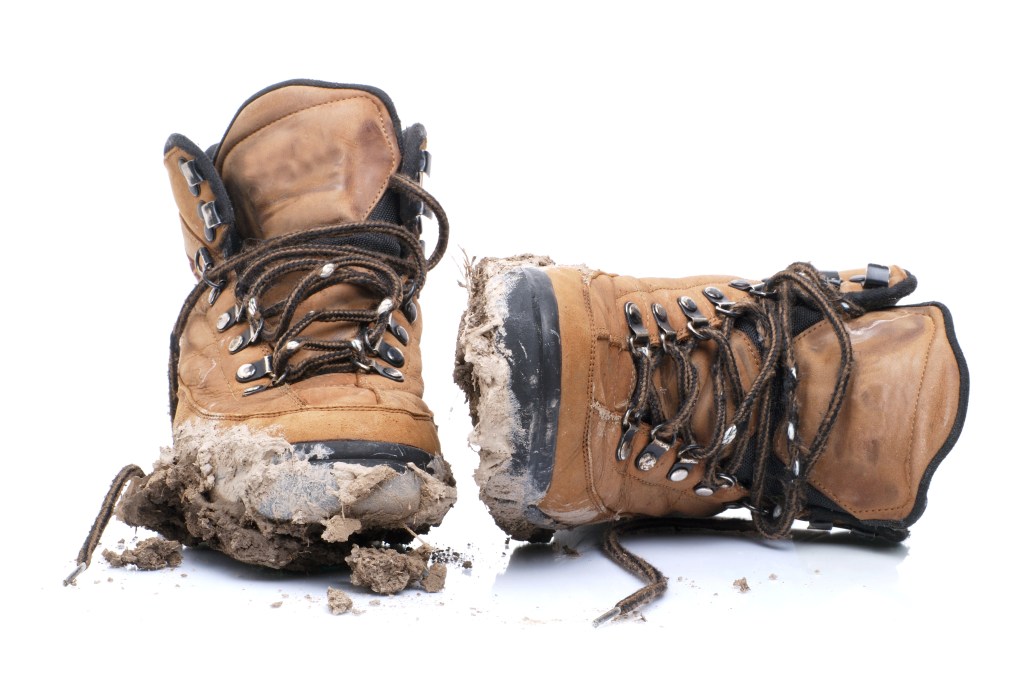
456,256,967,567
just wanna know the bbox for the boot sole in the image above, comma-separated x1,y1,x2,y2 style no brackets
119,422,457,569
460,263,564,542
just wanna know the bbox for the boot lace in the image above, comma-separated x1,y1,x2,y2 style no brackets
597,262,861,624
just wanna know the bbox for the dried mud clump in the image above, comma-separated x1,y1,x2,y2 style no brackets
346,545,446,594
421,563,447,593
733,577,751,593
103,537,183,570
327,587,354,615
117,420,456,571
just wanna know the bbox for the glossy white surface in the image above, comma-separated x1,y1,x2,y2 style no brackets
4,2,1019,680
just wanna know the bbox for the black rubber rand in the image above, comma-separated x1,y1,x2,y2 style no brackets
498,267,563,524
291,440,433,472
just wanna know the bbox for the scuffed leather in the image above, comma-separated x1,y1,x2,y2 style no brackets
168,83,441,456
534,264,961,528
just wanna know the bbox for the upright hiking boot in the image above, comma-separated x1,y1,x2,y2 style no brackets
456,257,967,544
89,80,455,573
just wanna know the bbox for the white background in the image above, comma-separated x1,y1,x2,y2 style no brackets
3,1,1020,681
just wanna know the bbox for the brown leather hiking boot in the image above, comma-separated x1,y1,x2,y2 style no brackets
455,257,967,549
81,80,456,573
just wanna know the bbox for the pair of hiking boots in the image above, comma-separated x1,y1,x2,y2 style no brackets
70,81,968,615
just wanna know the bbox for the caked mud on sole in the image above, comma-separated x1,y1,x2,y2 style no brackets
117,420,456,571
454,254,568,542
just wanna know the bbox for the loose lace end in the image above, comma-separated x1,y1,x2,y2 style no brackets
592,606,622,627
63,562,87,587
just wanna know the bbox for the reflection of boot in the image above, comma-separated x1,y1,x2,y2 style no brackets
457,257,967,546
71,81,455,581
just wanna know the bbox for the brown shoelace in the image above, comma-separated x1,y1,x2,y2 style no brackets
597,263,860,623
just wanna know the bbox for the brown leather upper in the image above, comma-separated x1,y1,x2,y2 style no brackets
163,83,441,454
215,87,400,241
535,264,962,527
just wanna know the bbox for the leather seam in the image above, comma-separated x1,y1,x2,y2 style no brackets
176,390,435,422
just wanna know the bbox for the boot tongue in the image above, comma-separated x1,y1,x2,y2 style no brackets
214,82,403,243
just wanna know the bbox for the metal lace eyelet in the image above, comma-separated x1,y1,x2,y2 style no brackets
624,301,651,357
703,286,739,318
178,157,204,196
198,201,223,241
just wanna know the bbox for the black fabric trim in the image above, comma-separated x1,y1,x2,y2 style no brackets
846,270,918,310
163,133,240,259
213,79,403,168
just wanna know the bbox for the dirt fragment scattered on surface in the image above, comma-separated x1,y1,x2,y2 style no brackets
462,560,473,569
327,587,353,615
558,544,580,557
369,599,381,606
270,601,283,608
422,563,447,593
346,544,445,594
103,537,183,570
430,546,472,566
733,577,751,593
769,573,778,580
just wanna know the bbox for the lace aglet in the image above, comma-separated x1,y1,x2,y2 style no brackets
592,606,621,627
63,562,87,587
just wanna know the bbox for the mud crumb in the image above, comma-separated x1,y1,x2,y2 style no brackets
769,573,778,581
180,573,188,578
93,580,101,585
430,546,471,566
327,587,353,615
102,537,183,570
733,577,751,593
462,560,473,569
369,599,381,607
321,515,362,543
107,577,113,583
270,601,283,608
814,569,821,574
117,539,125,544
346,544,431,595
422,563,447,593
559,544,580,557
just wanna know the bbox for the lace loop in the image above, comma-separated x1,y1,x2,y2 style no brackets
618,263,858,538
167,173,448,416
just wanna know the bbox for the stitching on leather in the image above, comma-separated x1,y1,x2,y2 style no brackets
581,274,609,515
177,390,435,422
